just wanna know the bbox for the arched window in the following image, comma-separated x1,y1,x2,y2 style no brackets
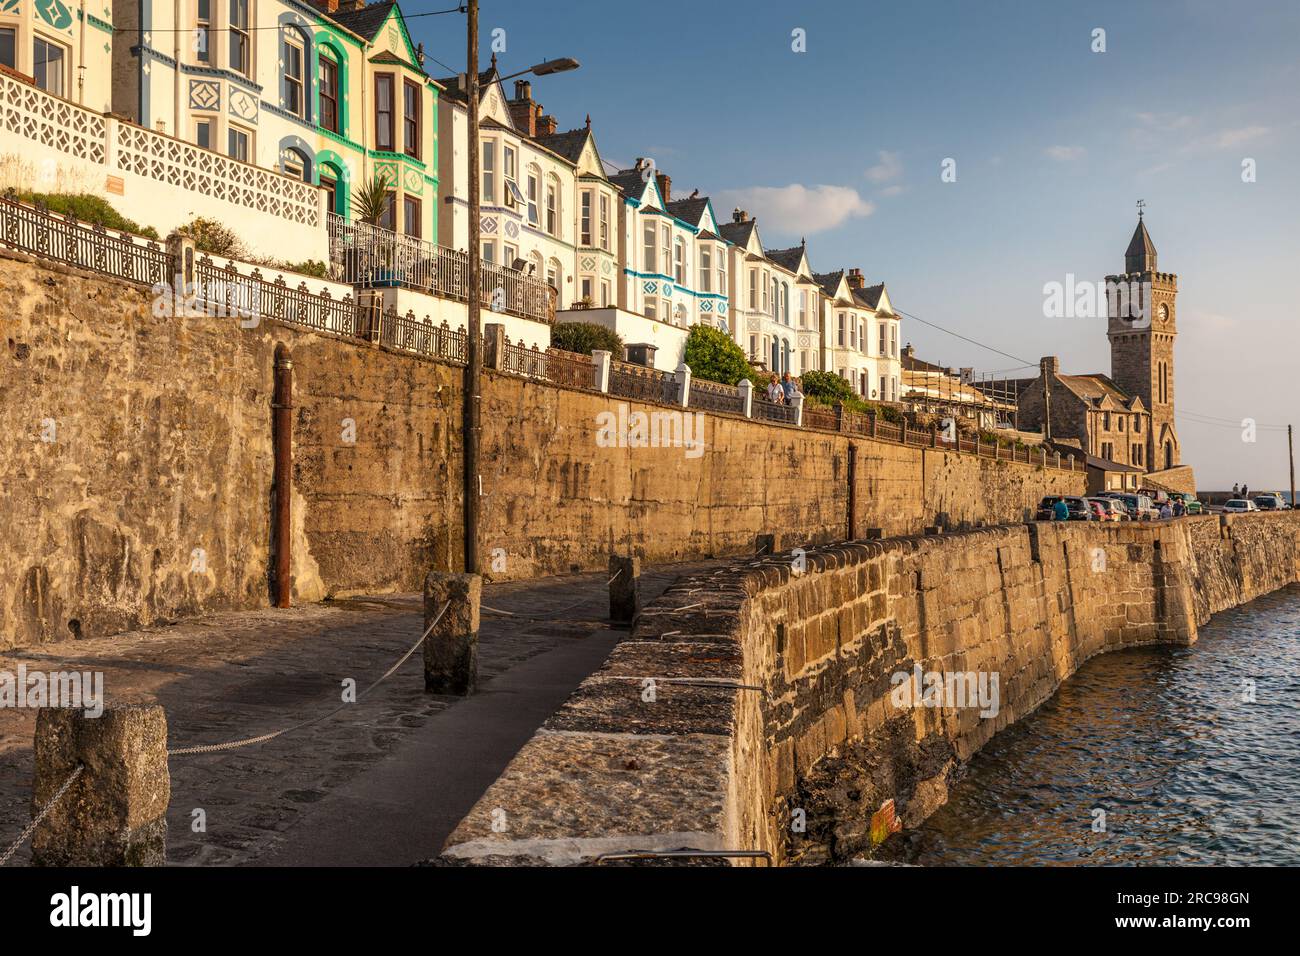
278,137,314,182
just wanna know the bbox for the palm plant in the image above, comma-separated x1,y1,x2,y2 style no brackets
353,171,392,226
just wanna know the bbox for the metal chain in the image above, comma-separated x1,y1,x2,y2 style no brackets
0,764,83,867
167,602,450,757
481,566,623,619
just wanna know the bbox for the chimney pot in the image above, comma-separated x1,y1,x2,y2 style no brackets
655,172,671,203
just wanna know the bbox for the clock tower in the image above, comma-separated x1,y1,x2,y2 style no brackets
1106,209,1180,472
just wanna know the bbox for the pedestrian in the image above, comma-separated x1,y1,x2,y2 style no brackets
1242,484,1249,500
767,373,784,404
1173,498,1186,517
1159,500,1173,520
1053,497,1070,521
781,371,797,403
1233,482,1240,496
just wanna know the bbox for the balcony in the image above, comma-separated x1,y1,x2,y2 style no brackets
327,214,556,325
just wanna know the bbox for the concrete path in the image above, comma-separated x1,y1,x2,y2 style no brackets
0,561,722,866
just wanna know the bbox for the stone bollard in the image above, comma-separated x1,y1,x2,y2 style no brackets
32,705,170,866
755,533,776,556
424,572,481,695
609,554,640,622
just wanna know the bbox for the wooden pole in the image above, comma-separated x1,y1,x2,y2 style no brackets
463,0,481,575
1289,424,1296,511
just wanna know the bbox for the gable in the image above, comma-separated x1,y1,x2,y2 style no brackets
479,78,515,128
368,6,421,72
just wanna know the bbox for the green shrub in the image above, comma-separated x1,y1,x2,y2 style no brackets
683,324,762,386
267,259,328,279
17,191,159,239
550,321,624,356
178,217,246,258
800,369,856,406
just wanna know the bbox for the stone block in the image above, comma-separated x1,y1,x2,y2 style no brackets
32,705,169,866
608,554,640,622
424,572,481,695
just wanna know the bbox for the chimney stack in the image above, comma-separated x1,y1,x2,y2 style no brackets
655,172,671,203
538,113,558,136
732,208,750,223
1040,356,1060,375
506,81,537,137
846,267,865,290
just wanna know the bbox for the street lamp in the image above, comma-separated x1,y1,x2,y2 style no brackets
464,0,579,574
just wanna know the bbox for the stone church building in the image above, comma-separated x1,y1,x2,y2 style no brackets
1016,214,1194,492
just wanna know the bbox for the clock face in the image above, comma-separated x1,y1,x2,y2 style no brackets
1157,303,1169,324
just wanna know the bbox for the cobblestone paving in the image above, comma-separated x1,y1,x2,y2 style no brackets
0,562,724,866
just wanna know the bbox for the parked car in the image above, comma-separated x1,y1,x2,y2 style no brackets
1224,498,1259,513
1087,497,1126,521
1252,494,1285,511
1109,493,1159,521
1035,495,1094,521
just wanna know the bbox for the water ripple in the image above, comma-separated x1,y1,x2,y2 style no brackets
897,585,1300,866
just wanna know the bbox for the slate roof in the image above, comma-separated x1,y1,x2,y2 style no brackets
1125,219,1157,261
434,67,498,104
764,245,806,274
608,168,651,199
813,270,846,297
719,219,758,249
1057,373,1134,407
535,128,589,163
666,196,710,227
853,283,886,309
327,1,395,42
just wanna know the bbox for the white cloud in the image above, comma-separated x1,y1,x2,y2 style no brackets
1212,126,1269,148
879,184,906,197
1134,112,1195,132
712,184,875,237
1044,145,1086,161
864,150,903,184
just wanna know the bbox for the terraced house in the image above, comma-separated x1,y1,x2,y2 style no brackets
0,0,114,110
109,0,440,238
436,59,578,308
817,267,901,402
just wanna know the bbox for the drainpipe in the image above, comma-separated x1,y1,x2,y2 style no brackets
77,0,86,104
173,0,181,137
273,344,294,607
847,443,857,541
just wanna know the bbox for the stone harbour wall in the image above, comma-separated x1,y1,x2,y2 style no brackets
437,512,1300,865
1,253,1084,649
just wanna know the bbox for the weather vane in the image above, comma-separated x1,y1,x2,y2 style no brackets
1136,199,1146,219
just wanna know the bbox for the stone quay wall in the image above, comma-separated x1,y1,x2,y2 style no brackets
1,252,1084,649
438,512,1300,865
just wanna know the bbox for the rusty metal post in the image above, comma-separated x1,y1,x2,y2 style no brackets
273,344,293,607
847,443,858,541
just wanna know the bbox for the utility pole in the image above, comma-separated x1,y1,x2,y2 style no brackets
463,0,481,575
1289,424,1296,510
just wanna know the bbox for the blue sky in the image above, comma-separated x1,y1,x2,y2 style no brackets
411,0,1300,490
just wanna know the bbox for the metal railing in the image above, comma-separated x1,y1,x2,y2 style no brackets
0,191,172,287
753,395,798,425
608,360,679,405
327,214,556,325
688,378,745,416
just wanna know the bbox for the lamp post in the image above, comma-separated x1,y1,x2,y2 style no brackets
463,0,579,574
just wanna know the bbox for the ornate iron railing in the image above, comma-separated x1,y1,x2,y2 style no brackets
0,191,171,287
543,347,597,391
688,378,745,416
801,403,839,432
327,214,556,324
753,395,797,424
608,360,679,405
